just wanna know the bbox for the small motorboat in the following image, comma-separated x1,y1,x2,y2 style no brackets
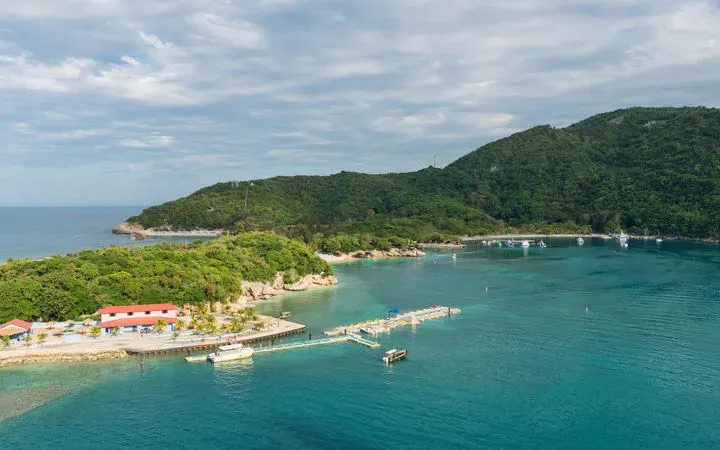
382,348,407,364
207,344,254,363
537,240,547,248
279,311,291,319
452,253,457,259
620,241,629,248
656,238,663,243
520,240,530,248
577,237,584,246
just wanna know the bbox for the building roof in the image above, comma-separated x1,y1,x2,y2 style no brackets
100,317,178,329
98,303,179,314
0,319,32,331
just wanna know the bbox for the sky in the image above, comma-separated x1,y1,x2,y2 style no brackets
1,0,719,206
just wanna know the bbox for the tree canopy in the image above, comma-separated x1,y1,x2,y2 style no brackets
0,233,332,322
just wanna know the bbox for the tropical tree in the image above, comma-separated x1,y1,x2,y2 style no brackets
22,335,32,346
253,321,265,331
153,319,167,333
172,331,179,341
89,325,101,338
111,326,120,336
38,332,48,344
176,319,186,331
190,317,200,330
1,335,10,347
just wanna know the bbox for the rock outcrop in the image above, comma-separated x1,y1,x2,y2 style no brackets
240,272,338,301
112,221,146,235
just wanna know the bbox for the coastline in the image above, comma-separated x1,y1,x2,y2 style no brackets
316,248,426,264
461,233,612,241
112,221,223,238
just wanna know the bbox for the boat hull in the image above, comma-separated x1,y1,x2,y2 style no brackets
208,348,254,363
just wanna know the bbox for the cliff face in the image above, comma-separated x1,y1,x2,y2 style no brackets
240,272,338,301
112,222,145,235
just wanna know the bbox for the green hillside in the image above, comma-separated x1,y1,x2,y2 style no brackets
0,233,332,322
128,107,720,240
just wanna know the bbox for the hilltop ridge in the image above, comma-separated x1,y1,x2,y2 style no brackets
123,107,720,241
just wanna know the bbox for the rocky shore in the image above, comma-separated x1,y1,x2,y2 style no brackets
0,349,128,367
112,222,223,238
317,247,426,264
238,272,338,304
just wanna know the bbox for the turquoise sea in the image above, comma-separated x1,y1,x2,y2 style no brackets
1,208,720,449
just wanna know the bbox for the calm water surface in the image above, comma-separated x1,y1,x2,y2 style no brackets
1,209,719,449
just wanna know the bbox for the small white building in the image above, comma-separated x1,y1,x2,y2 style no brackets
98,303,178,333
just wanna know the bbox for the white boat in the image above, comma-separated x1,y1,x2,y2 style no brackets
452,253,457,259
382,348,407,364
520,240,530,248
207,343,254,363
537,240,547,248
620,241,628,248
577,237,584,246
656,238,663,243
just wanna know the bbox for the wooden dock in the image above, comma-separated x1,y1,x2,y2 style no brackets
126,323,307,357
324,305,461,337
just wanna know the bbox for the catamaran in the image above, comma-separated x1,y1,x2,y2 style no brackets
207,344,254,363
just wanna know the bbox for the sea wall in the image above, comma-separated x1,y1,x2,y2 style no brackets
0,350,128,367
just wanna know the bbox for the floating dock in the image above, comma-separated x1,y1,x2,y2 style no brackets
324,305,460,337
185,333,380,362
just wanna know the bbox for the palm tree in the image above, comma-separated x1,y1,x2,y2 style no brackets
172,331,180,341
111,327,120,337
89,326,101,338
190,317,200,330
38,333,48,345
153,319,167,333
22,335,32,346
1,335,10,347
176,319,186,331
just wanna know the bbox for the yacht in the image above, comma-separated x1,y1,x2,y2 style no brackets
382,348,407,364
620,241,629,248
537,240,547,248
577,237,584,246
520,240,530,248
207,344,254,363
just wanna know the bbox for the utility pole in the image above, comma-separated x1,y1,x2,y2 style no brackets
433,153,437,168
244,182,254,211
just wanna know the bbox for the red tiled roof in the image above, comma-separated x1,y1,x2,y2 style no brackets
0,319,32,331
98,303,179,314
99,317,178,329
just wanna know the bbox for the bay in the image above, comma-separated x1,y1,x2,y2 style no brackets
1,209,720,449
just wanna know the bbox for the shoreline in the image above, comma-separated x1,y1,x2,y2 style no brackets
462,233,612,241
112,222,223,238
316,248,426,264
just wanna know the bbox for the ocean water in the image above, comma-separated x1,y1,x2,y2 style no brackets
1,210,720,449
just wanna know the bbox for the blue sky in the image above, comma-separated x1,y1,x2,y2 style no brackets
1,0,718,206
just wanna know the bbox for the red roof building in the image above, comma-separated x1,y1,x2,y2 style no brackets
0,319,33,339
98,303,178,315
97,303,179,333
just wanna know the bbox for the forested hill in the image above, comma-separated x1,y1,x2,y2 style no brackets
127,107,720,240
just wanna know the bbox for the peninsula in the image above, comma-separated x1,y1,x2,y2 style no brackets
116,107,720,244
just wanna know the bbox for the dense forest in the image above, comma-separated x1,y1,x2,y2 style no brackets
128,107,720,240
0,233,332,322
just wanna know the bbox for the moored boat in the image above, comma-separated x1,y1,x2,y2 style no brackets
577,237,584,246
279,311,291,319
207,344,254,363
382,348,407,364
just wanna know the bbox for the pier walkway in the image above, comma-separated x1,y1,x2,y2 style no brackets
324,305,461,337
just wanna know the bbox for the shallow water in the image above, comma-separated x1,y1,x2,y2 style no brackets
1,236,719,449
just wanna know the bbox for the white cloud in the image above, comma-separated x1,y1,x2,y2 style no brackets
189,13,267,49
1,0,719,205
119,134,175,148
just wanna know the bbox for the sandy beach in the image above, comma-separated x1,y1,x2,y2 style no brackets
0,315,304,367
